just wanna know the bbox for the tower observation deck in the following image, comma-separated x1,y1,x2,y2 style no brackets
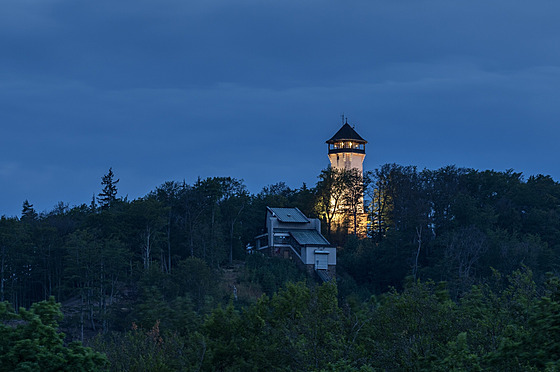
326,121,367,172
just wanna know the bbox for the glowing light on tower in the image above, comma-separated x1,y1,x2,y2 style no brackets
325,119,368,235
326,120,367,173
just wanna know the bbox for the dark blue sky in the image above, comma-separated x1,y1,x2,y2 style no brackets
2,0,560,217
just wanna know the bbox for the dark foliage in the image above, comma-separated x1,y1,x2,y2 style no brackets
3,164,560,370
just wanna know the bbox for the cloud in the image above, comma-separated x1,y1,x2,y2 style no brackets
1,0,560,216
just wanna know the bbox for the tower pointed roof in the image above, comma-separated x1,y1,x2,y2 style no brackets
326,122,367,144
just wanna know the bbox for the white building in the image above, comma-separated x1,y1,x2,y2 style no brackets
255,207,336,281
326,120,367,173
326,121,368,232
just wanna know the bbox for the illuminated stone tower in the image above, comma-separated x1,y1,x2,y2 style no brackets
326,120,368,236
326,120,367,172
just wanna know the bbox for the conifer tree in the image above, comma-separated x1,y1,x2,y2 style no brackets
21,199,38,221
97,168,119,209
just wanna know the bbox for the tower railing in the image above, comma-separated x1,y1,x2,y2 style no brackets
328,148,365,155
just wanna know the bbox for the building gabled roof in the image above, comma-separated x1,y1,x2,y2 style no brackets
267,207,309,223
326,123,367,144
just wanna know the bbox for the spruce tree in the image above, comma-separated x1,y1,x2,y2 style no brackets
97,168,119,209
21,199,38,221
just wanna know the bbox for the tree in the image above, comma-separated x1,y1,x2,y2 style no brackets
219,178,248,265
153,181,181,273
127,198,167,271
0,216,34,309
316,167,349,238
360,280,458,370
192,177,245,268
179,182,207,259
65,229,102,340
97,168,119,209
21,199,38,222
92,319,205,372
367,165,395,242
202,281,350,371
444,226,488,293
0,297,108,371
341,168,369,236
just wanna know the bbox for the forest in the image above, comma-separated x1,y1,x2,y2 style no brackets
2,164,560,371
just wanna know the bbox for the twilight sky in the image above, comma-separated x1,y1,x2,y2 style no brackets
2,0,560,217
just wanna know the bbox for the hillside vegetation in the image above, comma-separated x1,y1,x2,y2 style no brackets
2,164,560,370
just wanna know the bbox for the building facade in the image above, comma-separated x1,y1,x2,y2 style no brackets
326,121,367,173
255,207,336,281
326,121,368,234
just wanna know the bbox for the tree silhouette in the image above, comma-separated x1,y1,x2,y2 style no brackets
97,168,119,209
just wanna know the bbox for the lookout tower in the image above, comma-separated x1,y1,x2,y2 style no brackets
326,120,368,235
326,120,367,173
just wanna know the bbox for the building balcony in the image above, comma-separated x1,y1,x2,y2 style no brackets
328,147,365,155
